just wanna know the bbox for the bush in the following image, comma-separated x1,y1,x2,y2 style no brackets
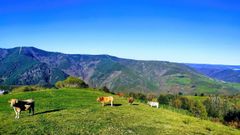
55,76,88,89
179,97,194,110
172,98,182,108
128,92,146,102
101,86,111,93
224,110,240,128
178,92,183,95
147,93,157,101
55,81,64,88
12,85,44,93
190,100,207,118
203,96,224,118
158,94,175,105
136,93,147,102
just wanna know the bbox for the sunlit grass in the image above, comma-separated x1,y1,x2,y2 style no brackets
0,88,239,135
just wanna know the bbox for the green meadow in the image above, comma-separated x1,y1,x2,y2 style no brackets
0,88,239,135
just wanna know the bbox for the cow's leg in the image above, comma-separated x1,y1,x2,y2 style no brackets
18,109,21,119
32,107,35,115
13,107,18,119
17,111,20,119
15,109,20,119
111,101,113,107
29,108,31,115
102,103,104,106
16,108,21,119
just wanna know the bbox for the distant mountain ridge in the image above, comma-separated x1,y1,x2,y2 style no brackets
0,47,240,95
187,64,240,83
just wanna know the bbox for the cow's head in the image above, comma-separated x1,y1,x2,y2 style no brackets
9,99,18,107
97,97,103,102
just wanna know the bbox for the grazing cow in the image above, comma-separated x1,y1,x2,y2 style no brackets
9,99,35,119
128,97,134,104
147,101,159,108
97,96,114,106
116,92,124,97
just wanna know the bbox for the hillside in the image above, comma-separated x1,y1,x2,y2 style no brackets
187,64,240,83
0,88,239,135
0,47,240,94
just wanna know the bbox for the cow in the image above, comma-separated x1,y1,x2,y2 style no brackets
147,101,159,108
97,96,114,107
128,97,134,105
116,92,124,97
9,99,35,119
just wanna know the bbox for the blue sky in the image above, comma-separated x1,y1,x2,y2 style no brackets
1,0,240,65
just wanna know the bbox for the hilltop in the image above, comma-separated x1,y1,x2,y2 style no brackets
0,47,240,94
0,88,239,135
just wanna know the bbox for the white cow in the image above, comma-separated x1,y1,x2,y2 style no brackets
147,101,159,108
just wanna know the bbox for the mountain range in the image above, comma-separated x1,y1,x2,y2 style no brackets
0,47,240,95
187,64,240,83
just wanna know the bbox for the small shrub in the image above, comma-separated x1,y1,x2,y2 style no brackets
12,85,44,93
101,86,111,93
55,81,64,88
203,96,224,118
183,119,191,125
178,92,183,95
55,76,88,89
136,93,147,102
179,97,194,110
147,93,157,101
224,110,240,128
128,92,147,102
158,94,174,105
172,98,182,108
190,100,207,118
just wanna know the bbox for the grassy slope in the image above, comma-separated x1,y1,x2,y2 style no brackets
0,89,239,135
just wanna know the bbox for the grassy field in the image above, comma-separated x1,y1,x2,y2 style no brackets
0,88,239,135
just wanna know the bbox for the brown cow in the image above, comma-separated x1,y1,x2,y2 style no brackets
128,97,134,104
116,92,124,97
97,96,114,106
9,99,35,119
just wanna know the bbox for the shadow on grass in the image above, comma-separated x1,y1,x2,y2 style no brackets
105,104,122,107
34,109,64,115
131,103,139,106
